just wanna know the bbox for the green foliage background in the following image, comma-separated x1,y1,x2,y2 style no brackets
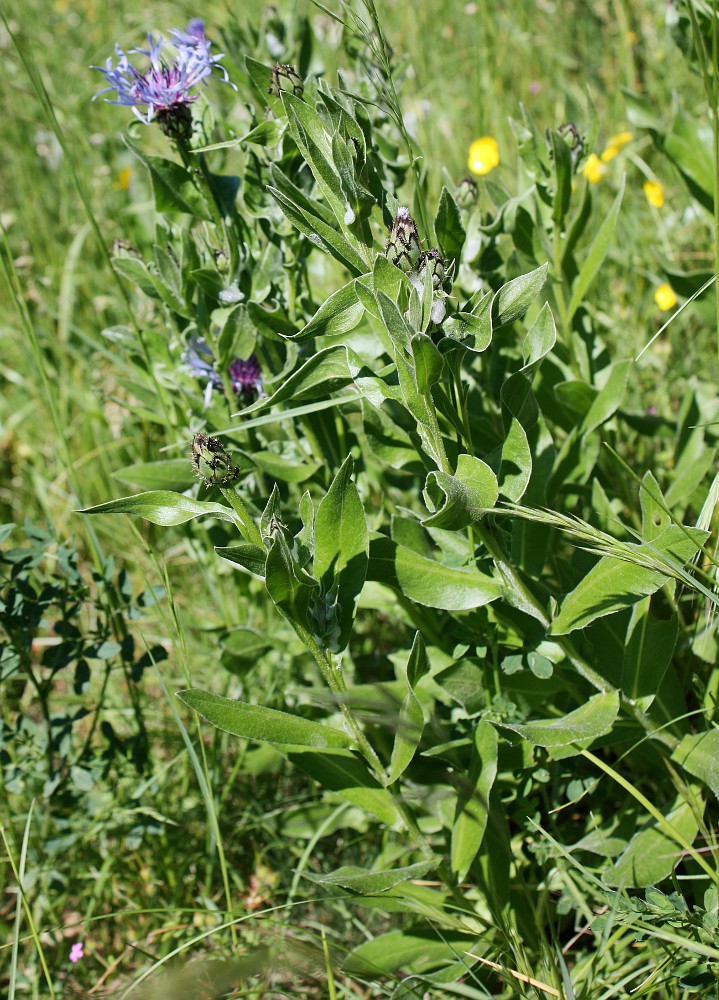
3,1,719,998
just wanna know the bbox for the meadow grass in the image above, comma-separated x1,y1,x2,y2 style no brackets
2,1,719,997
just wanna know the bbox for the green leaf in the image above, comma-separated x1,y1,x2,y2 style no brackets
443,302,492,353
498,691,620,747
251,451,322,484
370,253,415,307
435,186,466,271
423,454,499,529
567,175,625,321
377,289,413,353
79,491,235,526
368,536,501,611
112,459,196,493
289,751,400,825
292,279,366,343
178,689,353,749
494,262,549,326
498,372,536,502
282,92,347,222
620,599,678,707
221,627,273,672
451,721,498,881
112,256,163,299
663,111,714,210
410,333,444,395
215,543,267,576
126,140,211,219
580,358,633,436
313,455,368,651
304,857,441,894
388,633,430,784
345,930,476,977
551,525,707,634
606,797,701,888
672,730,719,802
251,345,368,408
550,129,573,228
264,528,317,643
237,118,287,146
269,185,368,275
522,301,557,367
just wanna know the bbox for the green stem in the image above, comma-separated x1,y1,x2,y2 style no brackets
362,0,431,242
220,486,263,548
713,0,719,371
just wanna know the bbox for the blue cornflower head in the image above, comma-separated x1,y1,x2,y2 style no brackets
183,336,221,408
92,20,234,139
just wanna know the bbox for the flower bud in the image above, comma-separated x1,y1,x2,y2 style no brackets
385,206,422,272
190,432,239,487
455,175,478,209
418,248,447,291
156,104,194,143
269,63,304,97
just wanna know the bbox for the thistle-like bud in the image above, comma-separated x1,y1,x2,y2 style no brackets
557,121,585,167
156,104,194,143
385,206,422,272
190,432,239,488
418,248,447,291
269,63,304,97
455,175,478,209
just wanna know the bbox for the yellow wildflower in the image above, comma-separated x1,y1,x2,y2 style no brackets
467,136,499,176
114,167,133,191
643,179,664,208
600,131,632,162
654,283,677,311
582,153,606,184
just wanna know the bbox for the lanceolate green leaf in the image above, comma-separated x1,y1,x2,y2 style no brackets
252,345,398,411
291,279,366,342
451,721,498,881
303,857,441,894
79,491,236,526
314,455,368,651
215,543,267,577
551,525,707,634
494,262,549,326
112,459,196,493
498,691,620,747
620,599,678,706
388,633,430,784
580,358,633,436
606,796,702,888
435,186,465,271
672,729,719,802
345,929,477,977
282,92,347,222
178,689,353,750
567,175,625,321
288,751,400,825
269,185,368,275
368,536,501,611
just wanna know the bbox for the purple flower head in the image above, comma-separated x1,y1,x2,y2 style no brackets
92,20,235,138
229,355,263,401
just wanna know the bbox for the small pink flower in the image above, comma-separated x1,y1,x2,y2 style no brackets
69,941,84,964
528,80,540,95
